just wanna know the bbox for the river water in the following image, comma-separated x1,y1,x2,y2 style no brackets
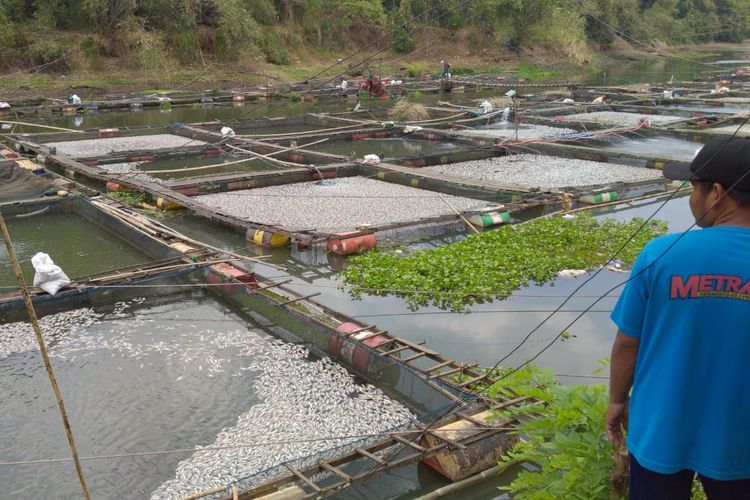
1,45,747,498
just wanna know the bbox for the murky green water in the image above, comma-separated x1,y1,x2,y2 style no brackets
600,136,703,160
0,212,151,288
136,156,283,181
307,137,461,158
589,46,750,85
10,88,496,135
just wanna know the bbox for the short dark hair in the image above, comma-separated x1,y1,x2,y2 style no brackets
695,179,750,208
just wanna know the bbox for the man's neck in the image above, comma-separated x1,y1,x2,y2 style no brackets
710,208,750,228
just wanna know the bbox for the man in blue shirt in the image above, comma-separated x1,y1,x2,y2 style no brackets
607,136,750,499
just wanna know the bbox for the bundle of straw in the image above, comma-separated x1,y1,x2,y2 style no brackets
388,98,430,121
488,96,513,108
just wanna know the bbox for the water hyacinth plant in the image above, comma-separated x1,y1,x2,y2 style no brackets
341,214,668,311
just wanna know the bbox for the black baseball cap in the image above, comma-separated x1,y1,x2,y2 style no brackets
663,136,750,192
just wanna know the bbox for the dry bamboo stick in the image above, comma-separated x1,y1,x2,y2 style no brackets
0,120,84,133
86,258,235,283
238,122,374,138
439,195,480,234
405,112,470,124
143,138,331,174
0,213,92,500
179,485,227,500
90,199,287,271
226,144,309,167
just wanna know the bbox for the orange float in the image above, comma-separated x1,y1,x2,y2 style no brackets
326,232,376,255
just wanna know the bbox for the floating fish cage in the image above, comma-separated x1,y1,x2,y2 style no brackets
272,133,469,161
0,283,429,498
190,113,371,139
0,157,74,202
527,106,688,130
0,205,524,497
0,196,190,316
8,127,553,253
7,105,686,256
660,114,750,141
383,135,677,205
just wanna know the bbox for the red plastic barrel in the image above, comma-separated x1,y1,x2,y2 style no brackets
327,232,376,255
329,322,390,373
105,182,127,191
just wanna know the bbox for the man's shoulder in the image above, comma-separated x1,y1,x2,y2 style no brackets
642,227,750,264
641,232,682,256
638,231,706,269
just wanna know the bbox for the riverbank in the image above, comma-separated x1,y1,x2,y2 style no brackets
1,39,739,103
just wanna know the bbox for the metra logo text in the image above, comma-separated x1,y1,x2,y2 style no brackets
670,275,750,300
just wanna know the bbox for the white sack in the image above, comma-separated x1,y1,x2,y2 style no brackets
32,252,71,295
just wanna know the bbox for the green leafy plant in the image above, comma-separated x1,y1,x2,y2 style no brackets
406,62,428,78
450,66,479,76
488,362,707,500
261,31,291,65
496,379,618,499
341,213,668,311
109,190,145,206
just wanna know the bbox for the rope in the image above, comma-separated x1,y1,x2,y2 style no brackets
0,426,514,467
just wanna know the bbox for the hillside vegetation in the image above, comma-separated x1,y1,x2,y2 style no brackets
1,0,748,78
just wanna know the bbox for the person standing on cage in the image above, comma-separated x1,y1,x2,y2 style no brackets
606,136,750,499
440,60,450,79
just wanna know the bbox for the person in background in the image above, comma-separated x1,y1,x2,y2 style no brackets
607,136,750,499
441,60,451,79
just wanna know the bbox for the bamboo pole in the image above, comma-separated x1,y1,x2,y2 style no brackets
226,144,310,167
237,122,372,138
414,461,519,499
0,120,84,133
439,195,480,234
141,138,331,174
0,213,92,500
89,200,287,272
179,485,227,500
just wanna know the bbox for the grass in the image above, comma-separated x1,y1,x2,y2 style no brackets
0,66,265,95
515,62,564,81
139,88,194,94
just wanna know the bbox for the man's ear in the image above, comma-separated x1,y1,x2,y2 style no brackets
711,182,727,203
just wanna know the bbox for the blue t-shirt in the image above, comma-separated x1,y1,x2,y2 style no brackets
611,226,750,480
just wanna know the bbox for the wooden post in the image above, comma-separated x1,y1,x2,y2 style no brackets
0,213,92,500
439,195,480,234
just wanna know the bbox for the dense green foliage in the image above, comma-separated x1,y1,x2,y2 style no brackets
1,0,748,72
487,364,707,499
488,364,621,499
341,214,668,311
